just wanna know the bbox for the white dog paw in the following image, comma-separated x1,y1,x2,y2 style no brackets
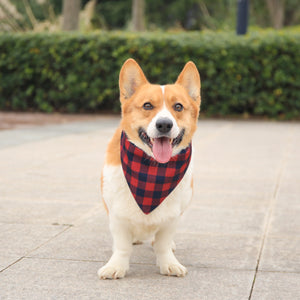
97,264,127,280
160,262,187,277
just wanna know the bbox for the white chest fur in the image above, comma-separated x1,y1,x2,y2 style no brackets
102,159,193,239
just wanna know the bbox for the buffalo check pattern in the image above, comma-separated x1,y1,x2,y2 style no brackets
120,131,192,214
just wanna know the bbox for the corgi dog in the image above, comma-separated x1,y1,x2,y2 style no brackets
98,58,201,279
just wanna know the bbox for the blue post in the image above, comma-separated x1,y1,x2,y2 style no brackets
236,0,249,35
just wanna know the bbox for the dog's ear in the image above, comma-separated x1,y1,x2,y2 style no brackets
119,59,148,101
176,61,201,103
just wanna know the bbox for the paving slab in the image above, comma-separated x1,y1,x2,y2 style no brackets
268,207,300,236
251,271,300,300
0,115,299,299
0,223,68,257
0,255,22,272
28,207,112,263
0,258,255,300
175,232,261,270
180,206,266,235
259,235,300,272
0,116,119,149
193,189,272,210
0,112,109,130
28,209,261,271
0,199,97,225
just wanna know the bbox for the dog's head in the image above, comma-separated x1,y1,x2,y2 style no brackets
119,59,201,163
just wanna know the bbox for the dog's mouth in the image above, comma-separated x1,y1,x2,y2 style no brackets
138,128,185,163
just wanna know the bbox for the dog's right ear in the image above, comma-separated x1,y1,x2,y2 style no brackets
119,59,148,101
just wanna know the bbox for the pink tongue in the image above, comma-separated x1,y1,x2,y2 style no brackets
152,137,172,163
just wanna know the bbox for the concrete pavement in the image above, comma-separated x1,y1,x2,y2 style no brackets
0,115,299,299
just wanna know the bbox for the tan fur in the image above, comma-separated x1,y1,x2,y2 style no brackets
105,127,122,166
98,59,201,279
104,59,201,167
100,170,109,214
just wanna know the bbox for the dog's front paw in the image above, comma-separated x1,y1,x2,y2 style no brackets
160,262,187,277
97,264,127,280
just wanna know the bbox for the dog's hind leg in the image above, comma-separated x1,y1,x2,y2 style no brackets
152,239,176,251
132,239,143,245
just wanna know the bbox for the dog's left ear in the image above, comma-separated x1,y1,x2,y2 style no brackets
119,58,148,101
176,61,201,103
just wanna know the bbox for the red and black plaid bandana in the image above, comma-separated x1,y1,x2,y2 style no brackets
120,131,192,214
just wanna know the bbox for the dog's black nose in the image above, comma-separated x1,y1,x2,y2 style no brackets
156,118,173,134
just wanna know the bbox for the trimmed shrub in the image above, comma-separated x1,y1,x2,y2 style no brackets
0,30,299,118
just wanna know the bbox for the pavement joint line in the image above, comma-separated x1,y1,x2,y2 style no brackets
176,230,261,237
248,126,295,300
19,256,259,272
252,269,300,275
23,256,110,264
0,256,25,274
6,224,74,271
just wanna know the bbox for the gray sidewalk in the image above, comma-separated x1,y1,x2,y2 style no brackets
0,116,299,299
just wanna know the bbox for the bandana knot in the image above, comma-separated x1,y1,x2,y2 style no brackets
120,131,192,214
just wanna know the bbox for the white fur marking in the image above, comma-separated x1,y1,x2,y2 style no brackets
147,85,180,140
146,107,180,140
99,160,193,278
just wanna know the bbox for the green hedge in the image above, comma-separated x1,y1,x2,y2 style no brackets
0,31,299,118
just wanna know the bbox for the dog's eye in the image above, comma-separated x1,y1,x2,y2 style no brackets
174,103,183,112
143,102,153,110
